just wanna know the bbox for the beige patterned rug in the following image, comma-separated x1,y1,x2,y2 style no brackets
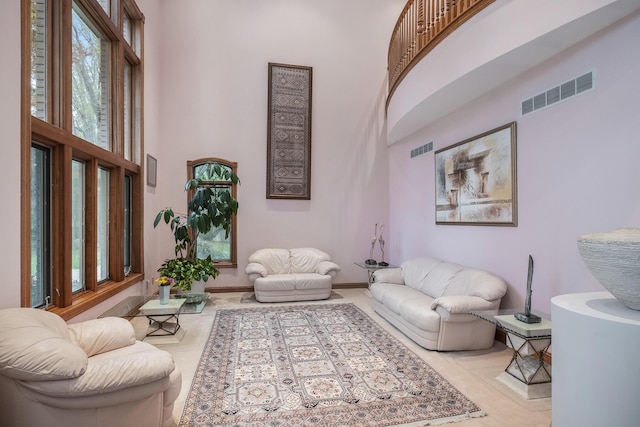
179,303,485,426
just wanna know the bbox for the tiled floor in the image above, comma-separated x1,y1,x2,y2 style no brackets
134,289,552,427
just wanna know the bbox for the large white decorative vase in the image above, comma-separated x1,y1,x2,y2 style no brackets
577,227,640,310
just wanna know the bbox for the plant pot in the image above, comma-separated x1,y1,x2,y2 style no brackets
159,285,171,304
189,280,206,294
577,227,640,310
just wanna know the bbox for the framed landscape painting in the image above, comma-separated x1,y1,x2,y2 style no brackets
435,122,517,226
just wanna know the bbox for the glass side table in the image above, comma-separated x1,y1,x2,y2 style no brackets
138,298,186,336
354,262,397,287
99,293,210,337
471,309,552,399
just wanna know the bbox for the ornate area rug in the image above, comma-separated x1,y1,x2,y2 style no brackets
179,303,485,426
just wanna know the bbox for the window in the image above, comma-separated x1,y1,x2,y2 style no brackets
71,160,86,293
188,158,238,268
23,0,145,318
71,5,110,149
31,144,51,308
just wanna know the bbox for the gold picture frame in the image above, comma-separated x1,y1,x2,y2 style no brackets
435,122,517,226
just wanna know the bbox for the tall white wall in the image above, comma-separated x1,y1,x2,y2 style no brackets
0,1,23,307
387,11,640,314
141,0,404,287
4,1,634,319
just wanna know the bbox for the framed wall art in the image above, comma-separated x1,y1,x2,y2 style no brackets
435,122,517,226
266,63,313,199
147,154,157,187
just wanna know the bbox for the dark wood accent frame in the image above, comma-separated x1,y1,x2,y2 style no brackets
266,63,312,200
387,0,496,106
20,0,146,320
186,158,239,269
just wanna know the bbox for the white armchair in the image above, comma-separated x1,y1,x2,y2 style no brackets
246,248,340,302
0,308,181,427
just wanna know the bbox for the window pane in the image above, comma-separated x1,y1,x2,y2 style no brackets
123,12,132,45
72,160,85,292
194,163,232,181
197,225,231,262
124,62,132,160
31,0,47,120
124,175,132,275
31,145,50,307
71,4,110,149
96,0,110,17
97,167,109,282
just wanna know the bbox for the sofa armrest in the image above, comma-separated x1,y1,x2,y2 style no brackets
21,342,176,399
68,318,135,357
245,262,268,282
372,267,404,284
317,260,340,277
430,295,498,314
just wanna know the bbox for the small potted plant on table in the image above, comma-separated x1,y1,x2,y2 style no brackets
155,276,174,304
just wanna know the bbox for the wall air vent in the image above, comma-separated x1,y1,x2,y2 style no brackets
411,141,433,158
521,71,594,116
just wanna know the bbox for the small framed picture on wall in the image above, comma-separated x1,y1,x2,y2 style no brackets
147,154,157,187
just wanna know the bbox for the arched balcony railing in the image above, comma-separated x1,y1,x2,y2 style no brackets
387,0,495,106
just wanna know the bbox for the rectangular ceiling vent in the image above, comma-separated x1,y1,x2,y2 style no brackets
411,141,433,158
521,71,594,116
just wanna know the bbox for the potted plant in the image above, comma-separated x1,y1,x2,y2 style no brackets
154,162,239,292
155,276,174,304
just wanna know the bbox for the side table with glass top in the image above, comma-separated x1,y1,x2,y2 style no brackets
354,262,397,287
99,293,210,338
471,309,552,399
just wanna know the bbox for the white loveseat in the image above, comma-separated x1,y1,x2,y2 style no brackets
0,308,181,427
246,248,341,302
371,257,508,351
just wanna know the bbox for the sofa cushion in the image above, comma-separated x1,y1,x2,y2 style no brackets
68,318,136,357
0,308,88,381
290,248,330,273
294,273,332,290
402,258,464,298
248,248,291,274
422,262,464,298
443,268,507,301
372,283,433,315
20,341,175,397
399,299,441,332
400,257,441,291
254,275,296,291
371,283,440,332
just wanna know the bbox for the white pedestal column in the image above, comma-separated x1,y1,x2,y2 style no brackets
551,292,640,427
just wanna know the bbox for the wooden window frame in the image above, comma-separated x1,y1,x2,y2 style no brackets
187,158,238,269
21,0,146,320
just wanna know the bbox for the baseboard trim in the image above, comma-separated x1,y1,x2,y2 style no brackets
205,283,368,294
333,283,368,289
205,286,254,293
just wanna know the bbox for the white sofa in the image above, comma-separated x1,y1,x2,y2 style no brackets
246,248,341,302
0,308,181,427
371,257,508,351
